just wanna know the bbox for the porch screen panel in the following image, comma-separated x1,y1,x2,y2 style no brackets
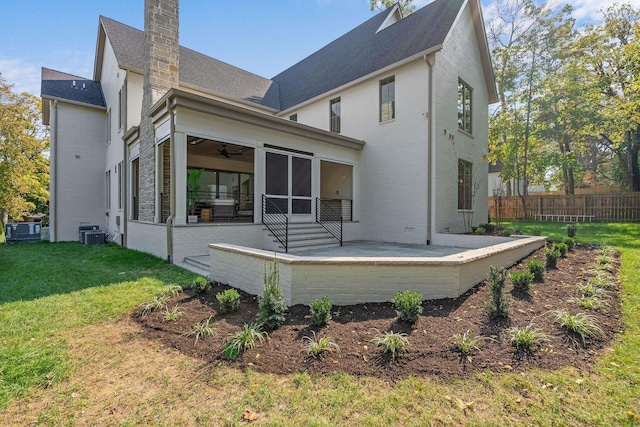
292,157,311,196
266,152,288,195
292,156,311,214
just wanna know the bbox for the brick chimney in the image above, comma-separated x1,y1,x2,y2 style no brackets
138,0,179,222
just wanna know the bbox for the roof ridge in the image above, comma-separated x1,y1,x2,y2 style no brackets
42,67,94,82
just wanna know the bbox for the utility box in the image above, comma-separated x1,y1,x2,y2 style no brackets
79,225,100,243
84,231,105,245
5,223,41,243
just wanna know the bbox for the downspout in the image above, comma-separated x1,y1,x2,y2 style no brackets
122,133,127,247
425,53,436,245
51,100,58,242
165,98,176,264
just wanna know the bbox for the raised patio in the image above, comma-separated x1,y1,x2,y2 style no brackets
205,234,547,305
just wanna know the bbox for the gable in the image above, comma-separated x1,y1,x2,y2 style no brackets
272,0,464,111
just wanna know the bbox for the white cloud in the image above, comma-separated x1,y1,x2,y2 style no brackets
570,0,640,22
0,58,41,96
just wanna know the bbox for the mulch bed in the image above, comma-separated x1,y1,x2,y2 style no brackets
134,244,622,381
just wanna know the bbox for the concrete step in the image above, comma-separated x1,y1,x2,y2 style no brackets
179,255,210,277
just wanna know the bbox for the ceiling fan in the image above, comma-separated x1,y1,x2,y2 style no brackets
218,145,244,158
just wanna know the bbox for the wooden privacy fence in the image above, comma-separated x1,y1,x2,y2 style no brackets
489,193,640,222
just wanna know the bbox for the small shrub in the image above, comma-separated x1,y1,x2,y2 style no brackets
553,310,604,346
486,265,510,318
508,324,548,350
157,284,183,299
452,330,482,359
530,226,542,236
577,283,606,299
566,223,577,238
474,226,486,235
526,259,545,281
479,223,495,234
510,270,534,292
501,228,512,237
222,322,267,359
371,329,410,362
140,295,170,317
545,247,560,269
309,296,333,326
163,304,184,322
563,236,576,251
191,276,211,294
568,295,606,310
391,290,423,324
187,316,216,344
553,242,568,258
257,258,287,329
302,331,340,358
216,288,241,313
589,271,616,290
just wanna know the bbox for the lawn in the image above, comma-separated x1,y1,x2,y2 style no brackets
1,223,639,426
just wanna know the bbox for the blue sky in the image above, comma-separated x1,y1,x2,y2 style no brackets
0,0,635,96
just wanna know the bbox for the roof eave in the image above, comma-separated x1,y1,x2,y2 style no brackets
150,88,365,151
468,0,498,104
41,94,107,111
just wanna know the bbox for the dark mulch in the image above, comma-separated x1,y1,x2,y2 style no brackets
134,244,623,381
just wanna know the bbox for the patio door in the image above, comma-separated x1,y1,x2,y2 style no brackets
265,151,313,222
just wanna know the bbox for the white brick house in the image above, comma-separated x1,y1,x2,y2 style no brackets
41,0,497,263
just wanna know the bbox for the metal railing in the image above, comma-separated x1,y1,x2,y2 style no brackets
262,195,289,252
316,198,343,246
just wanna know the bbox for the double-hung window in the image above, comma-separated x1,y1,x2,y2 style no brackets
457,80,472,133
330,97,341,133
379,76,395,122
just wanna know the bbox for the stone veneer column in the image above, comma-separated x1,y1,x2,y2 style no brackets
138,0,179,222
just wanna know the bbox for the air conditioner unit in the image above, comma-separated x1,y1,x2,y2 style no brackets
84,231,106,245
79,225,100,243
5,223,41,243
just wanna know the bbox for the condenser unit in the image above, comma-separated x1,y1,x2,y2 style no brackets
5,223,41,243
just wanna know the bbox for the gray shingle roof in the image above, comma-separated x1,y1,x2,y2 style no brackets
96,0,464,112
99,16,280,109
41,67,106,107
272,0,464,110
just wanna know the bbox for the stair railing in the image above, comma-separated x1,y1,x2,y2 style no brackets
316,198,343,246
262,195,289,252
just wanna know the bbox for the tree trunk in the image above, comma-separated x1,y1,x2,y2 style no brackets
626,129,640,192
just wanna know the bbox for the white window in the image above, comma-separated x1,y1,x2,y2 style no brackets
458,159,472,210
458,80,472,134
380,76,395,122
330,97,341,133
106,170,111,211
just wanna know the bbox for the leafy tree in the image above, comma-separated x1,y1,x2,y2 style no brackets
576,3,640,191
369,0,415,16
0,73,49,228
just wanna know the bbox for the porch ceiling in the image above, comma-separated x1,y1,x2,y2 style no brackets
187,137,254,163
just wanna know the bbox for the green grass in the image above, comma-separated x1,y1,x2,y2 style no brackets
0,242,199,409
2,222,640,425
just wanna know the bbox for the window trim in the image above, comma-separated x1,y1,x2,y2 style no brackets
457,79,472,134
330,97,341,133
379,76,395,123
